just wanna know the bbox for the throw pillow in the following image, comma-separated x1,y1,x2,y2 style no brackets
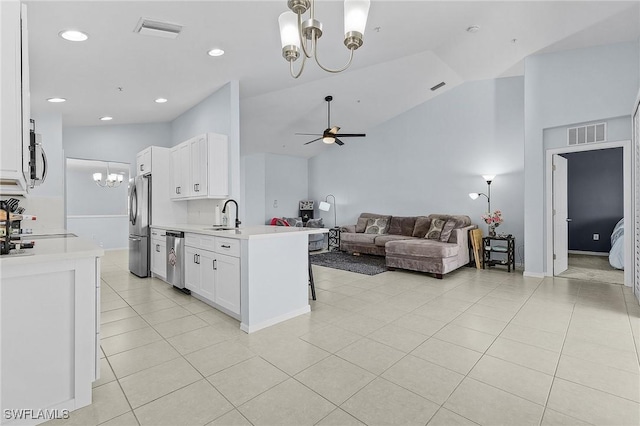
412,216,431,238
439,219,457,242
364,218,389,235
305,218,324,228
355,216,370,233
283,217,303,227
425,218,446,240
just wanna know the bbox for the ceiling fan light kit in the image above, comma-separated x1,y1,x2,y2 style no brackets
278,0,371,78
299,95,366,146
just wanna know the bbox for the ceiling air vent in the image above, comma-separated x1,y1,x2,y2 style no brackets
430,82,446,91
567,122,606,146
134,18,182,39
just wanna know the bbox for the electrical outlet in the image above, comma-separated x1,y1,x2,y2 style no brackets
273,199,278,208
593,233,599,241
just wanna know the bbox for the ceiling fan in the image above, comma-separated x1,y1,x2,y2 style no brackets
298,95,366,146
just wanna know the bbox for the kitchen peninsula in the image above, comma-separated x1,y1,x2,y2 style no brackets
151,225,326,333
0,236,103,425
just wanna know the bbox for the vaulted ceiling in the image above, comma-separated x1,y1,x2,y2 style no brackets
26,1,639,158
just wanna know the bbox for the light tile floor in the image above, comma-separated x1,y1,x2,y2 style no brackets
46,250,640,426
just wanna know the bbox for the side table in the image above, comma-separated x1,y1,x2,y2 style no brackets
482,235,515,272
328,227,340,251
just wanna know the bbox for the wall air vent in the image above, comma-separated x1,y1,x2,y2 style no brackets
430,82,446,91
567,122,606,146
134,18,182,39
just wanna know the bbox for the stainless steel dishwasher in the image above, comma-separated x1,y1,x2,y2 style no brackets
166,231,190,294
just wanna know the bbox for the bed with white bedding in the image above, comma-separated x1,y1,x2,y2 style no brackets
609,218,624,269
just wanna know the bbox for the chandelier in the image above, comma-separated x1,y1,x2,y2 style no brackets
93,163,123,188
278,0,370,79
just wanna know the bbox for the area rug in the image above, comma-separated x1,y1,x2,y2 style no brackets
310,251,387,275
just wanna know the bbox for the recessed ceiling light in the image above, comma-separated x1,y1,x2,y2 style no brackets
59,30,89,42
155,98,168,103
466,25,480,33
100,116,113,121
47,97,66,103
208,48,225,57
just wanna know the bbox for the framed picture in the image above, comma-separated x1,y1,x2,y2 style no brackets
299,200,314,210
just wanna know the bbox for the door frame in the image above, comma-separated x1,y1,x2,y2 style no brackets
545,139,632,286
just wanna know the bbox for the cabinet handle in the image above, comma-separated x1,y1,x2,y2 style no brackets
177,187,181,194
213,259,217,270
221,244,231,249
156,244,160,252
197,254,201,264
193,253,197,264
152,232,157,235
140,164,144,171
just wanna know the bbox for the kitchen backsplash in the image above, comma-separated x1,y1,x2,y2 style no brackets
187,199,225,225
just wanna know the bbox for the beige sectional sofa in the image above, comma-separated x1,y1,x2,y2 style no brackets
340,213,476,278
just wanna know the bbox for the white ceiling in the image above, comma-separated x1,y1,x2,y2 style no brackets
26,1,640,158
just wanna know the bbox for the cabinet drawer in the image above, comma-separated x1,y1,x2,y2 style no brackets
215,237,239,257
150,229,166,239
185,233,216,250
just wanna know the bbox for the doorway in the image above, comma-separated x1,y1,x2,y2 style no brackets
546,140,632,287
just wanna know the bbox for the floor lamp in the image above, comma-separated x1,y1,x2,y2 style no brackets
468,175,495,213
318,194,337,228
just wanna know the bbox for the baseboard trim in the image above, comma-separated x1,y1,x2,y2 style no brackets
568,250,608,257
523,271,546,278
240,305,311,334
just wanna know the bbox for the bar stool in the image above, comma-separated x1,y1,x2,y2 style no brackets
308,253,316,300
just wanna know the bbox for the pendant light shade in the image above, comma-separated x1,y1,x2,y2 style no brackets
278,11,300,49
344,0,370,35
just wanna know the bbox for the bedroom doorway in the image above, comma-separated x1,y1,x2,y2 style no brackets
546,140,632,287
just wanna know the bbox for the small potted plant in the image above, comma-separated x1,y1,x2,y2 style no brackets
481,210,503,237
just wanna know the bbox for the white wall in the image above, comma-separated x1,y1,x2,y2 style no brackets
309,77,525,253
523,41,639,275
242,153,266,226
265,154,308,221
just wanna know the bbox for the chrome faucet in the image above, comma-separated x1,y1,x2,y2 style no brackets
222,199,241,228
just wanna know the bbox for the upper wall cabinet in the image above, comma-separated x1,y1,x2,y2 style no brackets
136,147,152,176
170,133,229,200
0,3,30,195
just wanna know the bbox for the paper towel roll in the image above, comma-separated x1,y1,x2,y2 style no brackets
214,205,221,226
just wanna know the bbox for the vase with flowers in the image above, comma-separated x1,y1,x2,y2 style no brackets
481,210,503,237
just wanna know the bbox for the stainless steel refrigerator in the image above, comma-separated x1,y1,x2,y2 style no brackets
128,175,150,277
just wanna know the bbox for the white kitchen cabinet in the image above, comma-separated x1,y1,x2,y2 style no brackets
136,147,152,176
184,246,215,302
150,228,167,279
169,133,229,200
0,2,30,195
214,252,240,314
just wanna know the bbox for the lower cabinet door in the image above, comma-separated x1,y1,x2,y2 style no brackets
151,239,166,279
185,246,200,292
199,250,216,301
214,253,240,315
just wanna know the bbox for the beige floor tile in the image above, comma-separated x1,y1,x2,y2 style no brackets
101,327,162,356
118,288,167,306
253,337,331,375
108,340,180,378
476,294,525,312
332,312,387,336
101,307,139,324
335,338,405,375
238,378,335,426
451,312,508,336
357,303,407,323
119,357,202,408
561,337,640,373
464,303,517,322
427,408,478,426
367,323,429,353
207,410,251,426
182,299,216,314
433,323,496,353
309,303,354,324
166,325,235,354
130,298,179,315
486,337,559,375
207,357,288,406
316,408,365,426
386,291,434,311
140,305,192,325
101,298,130,313
469,355,553,405
134,379,233,426
300,324,362,353
391,313,447,336
382,355,464,404
556,354,640,402
412,305,464,323
93,358,116,388
540,408,591,426
295,355,375,405
424,296,474,312
566,323,637,353
500,323,565,353
411,338,483,374
197,308,238,325
341,377,439,426
151,314,208,338
98,411,139,426
547,378,640,425
48,381,130,425
185,340,256,377
100,316,149,339
350,289,395,304
444,378,544,426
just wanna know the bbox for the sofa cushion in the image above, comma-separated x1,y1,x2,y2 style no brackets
355,213,391,233
341,232,377,244
283,217,303,227
425,218,446,239
428,214,472,228
365,218,390,235
388,216,417,237
412,216,431,238
386,239,459,258
374,235,418,247
439,219,457,242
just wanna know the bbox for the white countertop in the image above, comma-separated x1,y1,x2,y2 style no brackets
151,224,328,240
0,236,104,266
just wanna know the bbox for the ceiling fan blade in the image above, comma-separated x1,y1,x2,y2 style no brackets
303,137,323,145
295,133,322,136
334,138,345,146
329,126,340,134
334,133,366,137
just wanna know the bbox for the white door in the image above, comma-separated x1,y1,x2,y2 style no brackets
553,154,569,274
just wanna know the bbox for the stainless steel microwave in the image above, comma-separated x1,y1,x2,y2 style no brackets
28,119,47,188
